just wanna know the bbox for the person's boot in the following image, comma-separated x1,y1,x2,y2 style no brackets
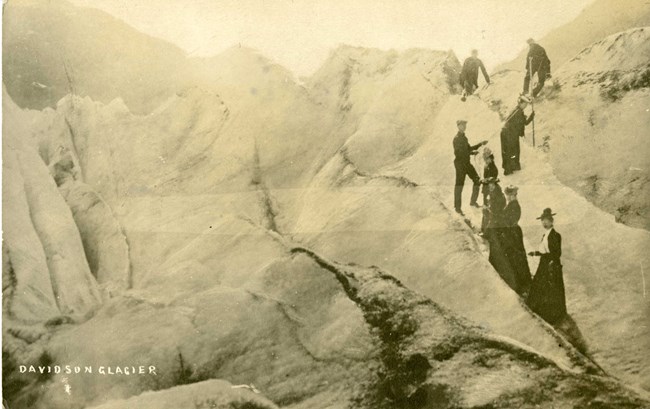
454,208,465,216
470,202,480,208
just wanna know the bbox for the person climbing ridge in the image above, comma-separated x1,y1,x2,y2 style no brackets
453,119,487,216
523,38,551,98
459,49,491,102
500,95,534,175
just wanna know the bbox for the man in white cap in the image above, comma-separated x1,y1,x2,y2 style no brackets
453,119,487,215
524,38,551,97
500,95,535,175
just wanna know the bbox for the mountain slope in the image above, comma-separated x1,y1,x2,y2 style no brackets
482,27,650,229
3,0,190,114
498,0,650,72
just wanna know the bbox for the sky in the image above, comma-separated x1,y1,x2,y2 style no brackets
70,0,595,77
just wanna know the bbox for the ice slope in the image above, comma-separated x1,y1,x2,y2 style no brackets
87,379,279,409
3,93,102,322
397,92,650,392
289,47,592,375
3,8,650,406
484,27,650,230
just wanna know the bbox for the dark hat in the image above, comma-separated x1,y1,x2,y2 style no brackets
536,208,556,220
526,38,535,44
504,185,518,195
456,119,468,125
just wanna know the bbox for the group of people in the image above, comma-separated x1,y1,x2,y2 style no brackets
452,39,566,325
459,38,551,99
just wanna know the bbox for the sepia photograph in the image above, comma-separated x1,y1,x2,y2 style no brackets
2,0,650,408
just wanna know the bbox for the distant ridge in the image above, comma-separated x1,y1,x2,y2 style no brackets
497,0,650,72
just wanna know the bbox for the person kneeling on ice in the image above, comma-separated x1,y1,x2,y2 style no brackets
527,208,567,324
500,95,534,175
453,119,487,216
459,49,490,101
502,185,532,296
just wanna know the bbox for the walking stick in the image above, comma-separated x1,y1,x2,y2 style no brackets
528,57,536,147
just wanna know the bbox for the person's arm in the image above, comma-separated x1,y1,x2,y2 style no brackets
470,140,488,151
525,111,535,125
479,60,490,84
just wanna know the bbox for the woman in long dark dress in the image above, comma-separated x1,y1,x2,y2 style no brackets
526,208,567,324
484,178,518,290
502,185,532,296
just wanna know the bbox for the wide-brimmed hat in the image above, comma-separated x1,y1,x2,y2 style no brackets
536,208,556,220
482,147,493,161
456,119,468,126
504,185,518,195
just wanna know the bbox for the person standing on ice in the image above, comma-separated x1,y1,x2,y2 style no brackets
480,148,499,234
527,208,567,324
484,178,518,290
500,95,535,175
502,185,532,296
523,38,551,98
453,119,487,215
459,49,490,101
481,147,498,204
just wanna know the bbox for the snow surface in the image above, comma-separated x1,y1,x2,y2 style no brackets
3,9,650,407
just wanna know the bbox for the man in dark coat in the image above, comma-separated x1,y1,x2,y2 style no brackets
500,95,535,175
453,119,487,215
460,49,490,100
523,38,551,98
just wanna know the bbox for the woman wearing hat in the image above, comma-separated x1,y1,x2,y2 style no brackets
481,147,498,205
526,208,567,324
502,185,532,296
483,178,518,290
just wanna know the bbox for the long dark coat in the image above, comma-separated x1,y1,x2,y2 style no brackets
502,200,532,295
501,108,533,172
485,186,518,290
460,56,490,94
527,229,567,324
